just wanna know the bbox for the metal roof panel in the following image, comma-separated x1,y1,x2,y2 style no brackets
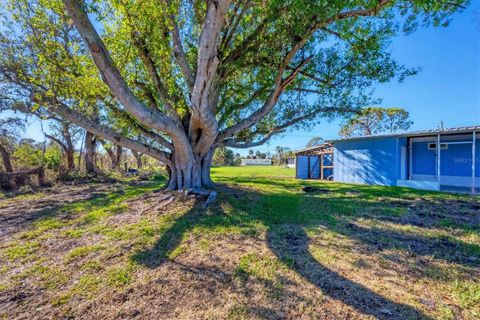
328,125,480,143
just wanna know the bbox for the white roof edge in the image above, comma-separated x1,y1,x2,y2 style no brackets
328,125,480,143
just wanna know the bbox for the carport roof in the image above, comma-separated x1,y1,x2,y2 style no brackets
294,143,333,155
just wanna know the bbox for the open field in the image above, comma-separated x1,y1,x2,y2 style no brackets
0,166,479,319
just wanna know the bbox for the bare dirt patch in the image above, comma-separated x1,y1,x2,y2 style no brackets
0,180,479,320
0,182,126,241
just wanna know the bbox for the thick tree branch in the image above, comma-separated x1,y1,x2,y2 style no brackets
45,134,68,151
130,32,180,121
288,69,330,86
336,0,392,19
135,125,173,150
217,55,312,141
217,85,268,127
221,106,356,148
134,80,160,110
221,129,281,148
104,102,174,150
188,0,232,156
44,97,172,166
191,0,232,111
221,0,390,66
62,0,183,140
163,0,195,91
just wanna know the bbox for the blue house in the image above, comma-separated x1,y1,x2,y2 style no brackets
296,126,479,193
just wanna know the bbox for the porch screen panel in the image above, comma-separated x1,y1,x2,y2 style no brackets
441,143,472,177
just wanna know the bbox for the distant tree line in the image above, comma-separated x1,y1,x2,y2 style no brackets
0,109,162,189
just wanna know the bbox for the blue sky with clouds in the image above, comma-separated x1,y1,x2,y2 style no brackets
16,3,480,156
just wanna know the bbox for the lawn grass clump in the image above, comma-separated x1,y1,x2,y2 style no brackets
4,240,41,261
64,244,105,264
451,280,480,317
106,264,134,288
234,252,283,282
72,274,102,299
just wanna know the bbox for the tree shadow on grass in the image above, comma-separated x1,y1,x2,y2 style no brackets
0,181,162,240
267,224,429,319
131,184,441,319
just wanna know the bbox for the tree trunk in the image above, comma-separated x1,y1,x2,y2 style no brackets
113,145,122,171
62,122,76,171
84,131,97,175
100,140,123,172
0,143,13,173
166,146,215,191
45,131,76,171
66,150,75,171
132,150,143,169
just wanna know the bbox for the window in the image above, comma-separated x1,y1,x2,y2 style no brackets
427,143,448,150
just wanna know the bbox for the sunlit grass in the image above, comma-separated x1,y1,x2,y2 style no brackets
1,166,479,319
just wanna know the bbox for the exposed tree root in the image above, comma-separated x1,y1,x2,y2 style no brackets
175,188,218,208
203,191,218,208
140,194,175,215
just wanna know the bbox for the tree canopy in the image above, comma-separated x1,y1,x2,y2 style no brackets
306,136,326,148
339,106,413,137
0,0,467,190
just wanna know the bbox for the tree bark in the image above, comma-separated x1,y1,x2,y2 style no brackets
165,145,215,191
84,131,97,175
0,143,13,173
100,140,123,171
113,145,122,171
66,149,75,171
62,122,76,171
132,150,143,169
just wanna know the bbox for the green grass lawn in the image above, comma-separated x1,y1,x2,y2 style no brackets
0,166,479,319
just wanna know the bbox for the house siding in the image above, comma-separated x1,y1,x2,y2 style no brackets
333,137,402,186
412,141,436,176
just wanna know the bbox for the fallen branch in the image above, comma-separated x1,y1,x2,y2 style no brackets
0,166,47,190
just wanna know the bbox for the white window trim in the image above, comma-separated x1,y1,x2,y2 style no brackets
428,143,448,150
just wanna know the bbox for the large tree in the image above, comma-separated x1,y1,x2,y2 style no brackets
0,0,467,191
339,106,413,137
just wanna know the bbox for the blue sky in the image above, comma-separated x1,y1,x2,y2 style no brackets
17,3,480,156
